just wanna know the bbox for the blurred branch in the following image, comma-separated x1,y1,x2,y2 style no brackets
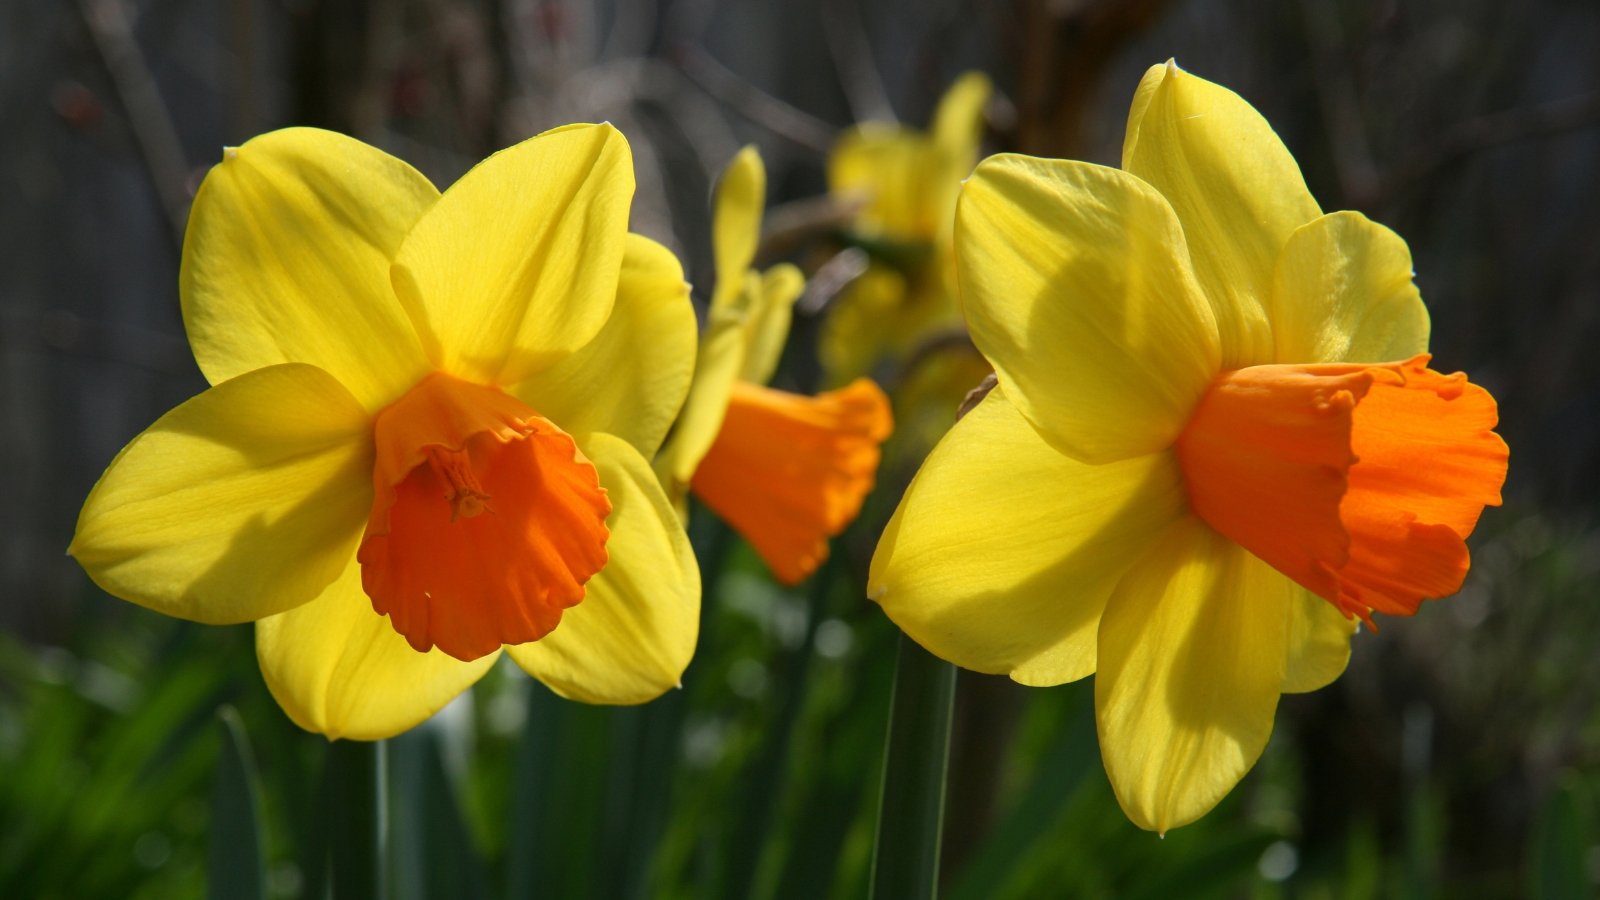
0,308,194,376
1298,0,1380,206
1368,91,1600,209
1011,0,1171,157
674,45,836,153
797,248,870,316
757,194,864,264
77,0,190,252
822,0,895,123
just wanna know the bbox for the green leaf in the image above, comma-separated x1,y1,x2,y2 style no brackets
946,687,1096,900
208,706,266,900
327,738,389,900
389,728,489,900
1528,773,1596,900
869,633,957,900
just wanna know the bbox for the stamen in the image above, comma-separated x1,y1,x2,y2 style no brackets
357,372,611,661
424,446,494,521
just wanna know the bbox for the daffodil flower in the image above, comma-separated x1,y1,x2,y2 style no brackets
71,124,701,739
821,72,990,383
869,63,1509,832
657,147,892,585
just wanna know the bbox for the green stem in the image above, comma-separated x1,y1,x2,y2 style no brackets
328,738,388,900
871,633,958,900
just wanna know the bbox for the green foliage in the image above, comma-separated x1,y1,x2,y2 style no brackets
9,507,1599,899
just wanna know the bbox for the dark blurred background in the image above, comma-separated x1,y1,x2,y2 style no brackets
3,1,1598,898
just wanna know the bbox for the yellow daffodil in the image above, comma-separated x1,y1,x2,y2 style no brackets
71,124,701,739
821,72,990,383
869,63,1509,832
657,147,892,585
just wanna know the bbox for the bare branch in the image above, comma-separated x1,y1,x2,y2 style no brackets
674,45,837,153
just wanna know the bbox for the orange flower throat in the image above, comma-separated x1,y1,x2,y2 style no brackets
1176,354,1508,624
692,378,893,585
357,373,612,661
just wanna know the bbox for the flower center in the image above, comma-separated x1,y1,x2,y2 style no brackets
357,372,612,661
691,378,892,584
425,445,494,521
1175,354,1507,624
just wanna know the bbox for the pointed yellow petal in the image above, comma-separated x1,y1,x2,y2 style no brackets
930,71,991,166
392,123,633,386
869,388,1186,684
711,146,766,316
655,316,746,492
507,433,699,703
70,364,371,623
1283,587,1357,693
1095,518,1290,833
739,263,804,384
1120,63,1168,172
829,125,939,241
508,234,695,457
957,154,1220,463
1123,62,1322,368
817,263,910,384
256,557,498,739
1270,210,1431,365
181,128,436,410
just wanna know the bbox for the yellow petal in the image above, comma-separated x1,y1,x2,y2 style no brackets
740,263,805,384
181,128,436,410
869,388,1186,684
507,433,699,703
1095,518,1290,833
255,556,498,740
1283,588,1357,693
508,234,695,457
930,71,991,169
1122,61,1322,368
957,154,1220,463
711,145,766,316
71,364,372,624
392,123,633,386
818,263,910,384
829,125,940,241
655,315,746,493
1270,210,1431,365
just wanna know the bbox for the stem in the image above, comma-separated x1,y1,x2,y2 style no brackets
328,738,388,900
870,633,958,900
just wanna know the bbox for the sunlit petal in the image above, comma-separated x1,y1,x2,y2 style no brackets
392,123,633,386
510,233,696,457
1095,518,1290,833
180,128,436,410
508,434,699,704
957,154,1220,463
1270,210,1431,365
870,389,1186,684
711,146,766,316
1123,61,1322,368
256,557,498,740
70,364,370,624
1283,587,1357,693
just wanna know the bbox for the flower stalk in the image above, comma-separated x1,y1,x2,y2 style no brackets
328,739,388,900
870,632,957,900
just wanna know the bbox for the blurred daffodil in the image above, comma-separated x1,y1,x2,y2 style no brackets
71,124,701,739
869,63,1509,832
657,147,892,585
821,71,990,384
